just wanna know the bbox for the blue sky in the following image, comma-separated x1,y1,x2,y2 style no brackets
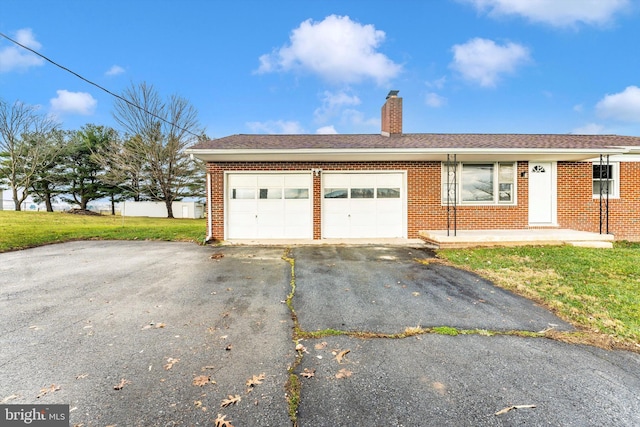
1,0,640,139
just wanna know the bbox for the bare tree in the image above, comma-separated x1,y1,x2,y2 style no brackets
92,133,148,203
112,82,204,218
0,99,58,210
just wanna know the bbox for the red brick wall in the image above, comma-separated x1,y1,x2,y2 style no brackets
557,161,640,240
381,97,402,135
205,161,640,241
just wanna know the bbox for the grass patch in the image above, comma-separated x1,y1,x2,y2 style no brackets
0,211,206,252
432,326,460,336
285,372,301,426
437,243,640,346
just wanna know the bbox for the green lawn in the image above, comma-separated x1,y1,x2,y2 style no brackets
437,243,640,346
0,210,207,252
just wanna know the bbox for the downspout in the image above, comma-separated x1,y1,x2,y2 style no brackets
206,171,213,242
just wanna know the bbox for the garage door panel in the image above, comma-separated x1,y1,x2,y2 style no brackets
322,173,405,239
229,174,257,186
376,174,402,186
257,175,283,187
257,199,284,212
284,174,311,186
227,173,312,239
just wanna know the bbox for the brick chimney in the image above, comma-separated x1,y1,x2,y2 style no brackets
381,90,402,136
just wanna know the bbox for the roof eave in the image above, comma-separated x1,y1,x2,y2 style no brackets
186,147,628,163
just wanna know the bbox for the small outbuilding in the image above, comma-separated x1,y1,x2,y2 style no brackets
121,201,204,219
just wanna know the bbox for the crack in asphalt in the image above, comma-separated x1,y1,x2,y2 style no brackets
278,246,630,426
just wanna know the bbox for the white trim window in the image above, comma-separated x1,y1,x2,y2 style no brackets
441,162,517,205
592,162,619,198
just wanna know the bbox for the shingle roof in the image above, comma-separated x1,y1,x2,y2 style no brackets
189,133,640,151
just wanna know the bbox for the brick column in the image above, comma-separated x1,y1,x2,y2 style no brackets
313,172,322,239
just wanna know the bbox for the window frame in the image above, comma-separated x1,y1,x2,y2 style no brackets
592,161,620,199
441,161,517,206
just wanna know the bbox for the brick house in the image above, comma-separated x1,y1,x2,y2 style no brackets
187,91,640,242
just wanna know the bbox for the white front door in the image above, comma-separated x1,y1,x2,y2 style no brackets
528,162,555,225
322,173,405,238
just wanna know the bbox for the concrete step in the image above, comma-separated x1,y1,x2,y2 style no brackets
565,241,613,249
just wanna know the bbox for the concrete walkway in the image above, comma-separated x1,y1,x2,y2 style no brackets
223,230,615,249
419,228,615,249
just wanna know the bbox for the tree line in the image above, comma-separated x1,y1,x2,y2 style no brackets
0,83,206,218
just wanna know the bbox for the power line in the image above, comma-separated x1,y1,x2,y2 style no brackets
0,31,201,138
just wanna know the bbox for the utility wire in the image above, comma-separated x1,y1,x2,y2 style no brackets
0,31,201,138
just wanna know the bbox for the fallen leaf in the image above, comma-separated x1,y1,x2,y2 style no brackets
1,394,19,404
295,343,308,353
221,394,241,407
335,368,352,379
495,404,537,416
335,349,350,364
246,373,265,388
433,382,446,395
412,292,420,297
210,253,224,259
164,357,180,370
36,384,61,398
193,375,212,387
75,374,88,379
314,342,327,350
300,368,315,378
113,379,130,390
225,344,233,351
155,322,166,328
215,414,234,427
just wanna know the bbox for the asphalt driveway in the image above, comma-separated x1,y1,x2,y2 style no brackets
1,242,639,426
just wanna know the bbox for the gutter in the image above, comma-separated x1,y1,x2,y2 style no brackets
186,147,628,163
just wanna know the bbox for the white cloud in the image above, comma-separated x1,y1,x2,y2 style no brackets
450,38,530,87
246,120,305,134
462,0,629,27
341,109,379,128
105,65,125,76
0,28,45,72
426,76,447,90
316,125,338,134
572,123,605,134
314,90,361,122
49,90,97,115
256,15,401,85
425,92,447,108
596,86,640,123
573,104,584,112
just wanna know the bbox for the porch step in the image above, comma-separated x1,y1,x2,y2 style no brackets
565,241,613,249
418,229,614,249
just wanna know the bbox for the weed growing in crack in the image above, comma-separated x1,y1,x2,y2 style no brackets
282,248,302,426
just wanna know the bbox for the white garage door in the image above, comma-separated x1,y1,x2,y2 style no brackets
227,173,312,239
323,173,405,238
